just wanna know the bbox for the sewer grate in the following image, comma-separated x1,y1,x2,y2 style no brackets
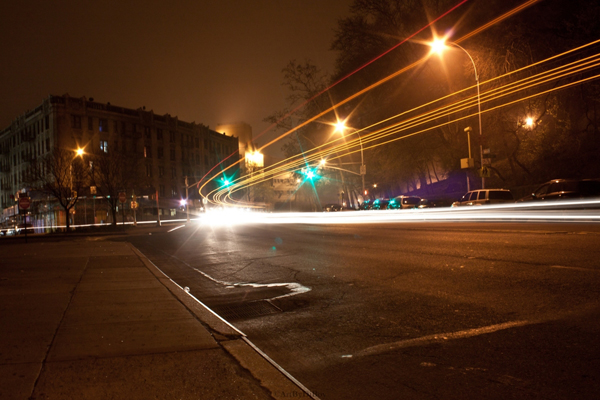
210,300,281,321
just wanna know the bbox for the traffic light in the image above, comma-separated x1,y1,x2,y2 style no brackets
301,167,319,180
221,175,232,187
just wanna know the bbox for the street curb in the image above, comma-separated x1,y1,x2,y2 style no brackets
128,243,320,400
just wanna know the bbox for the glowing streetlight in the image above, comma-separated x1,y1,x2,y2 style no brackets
430,38,446,55
334,121,366,194
525,117,534,128
70,147,85,198
429,38,485,188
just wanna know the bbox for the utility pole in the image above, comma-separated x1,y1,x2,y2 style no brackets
185,176,190,222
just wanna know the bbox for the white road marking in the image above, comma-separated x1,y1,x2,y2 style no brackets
353,320,531,358
192,267,311,300
167,225,185,233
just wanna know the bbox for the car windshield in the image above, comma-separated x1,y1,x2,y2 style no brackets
489,191,514,200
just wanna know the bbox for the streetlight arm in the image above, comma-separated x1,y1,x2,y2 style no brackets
323,165,362,176
449,42,479,82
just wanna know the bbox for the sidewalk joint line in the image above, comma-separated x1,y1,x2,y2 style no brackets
29,256,91,398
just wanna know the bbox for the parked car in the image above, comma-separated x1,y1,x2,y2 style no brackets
518,179,600,202
371,198,390,210
359,199,373,210
323,204,355,212
387,195,421,210
417,198,452,208
452,189,514,207
323,203,343,212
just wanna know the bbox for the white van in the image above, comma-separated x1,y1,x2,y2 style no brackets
452,189,514,207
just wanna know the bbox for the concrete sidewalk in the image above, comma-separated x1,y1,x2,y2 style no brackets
0,238,312,399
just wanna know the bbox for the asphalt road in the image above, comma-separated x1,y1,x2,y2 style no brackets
124,220,600,400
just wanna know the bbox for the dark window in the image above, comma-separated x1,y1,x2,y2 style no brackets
144,145,151,158
170,148,175,161
114,120,119,133
157,147,163,159
534,184,550,197
170,131,175,143
171,167,176,178
403,197,421,205
72,115,81,129
159,185,165,197
146,164,152,177
88,117,93,130
144,127,151,139
489,190,514,200
159,166,164,177
157,129,163,140
45,115,49,130
99,119,108,132
548,182,562,194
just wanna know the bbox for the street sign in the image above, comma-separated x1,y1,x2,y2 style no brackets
478,167,491,178
18,196,31,210
461,158,474,169
118,191,126,203
131,201,138,209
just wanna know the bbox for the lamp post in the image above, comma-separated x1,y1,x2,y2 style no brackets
334,121,366,195
430,39,485,188
69,148,85,227
463,126,473,192
70,148,85,196
185,176,190,222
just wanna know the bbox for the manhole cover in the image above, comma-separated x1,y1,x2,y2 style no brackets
211,300,281,321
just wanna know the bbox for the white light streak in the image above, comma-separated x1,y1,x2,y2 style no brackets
196,199,600,227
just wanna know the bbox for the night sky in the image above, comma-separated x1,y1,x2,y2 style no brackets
0,0,351,155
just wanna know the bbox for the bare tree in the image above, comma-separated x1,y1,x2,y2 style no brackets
90,148,143,226
25,148,88,232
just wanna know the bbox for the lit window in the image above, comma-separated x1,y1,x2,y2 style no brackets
100,140,108,153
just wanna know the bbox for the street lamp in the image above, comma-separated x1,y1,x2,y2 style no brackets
524,116,534,128
334,121,366,195
430,38,485,188
70,147,85,197
463,126,474,192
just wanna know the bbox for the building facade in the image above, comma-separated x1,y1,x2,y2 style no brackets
0,94,239,228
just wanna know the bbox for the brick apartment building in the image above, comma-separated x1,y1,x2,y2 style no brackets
0,94,239,228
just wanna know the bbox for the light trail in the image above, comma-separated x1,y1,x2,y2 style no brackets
209,55,600,205
196,199,600,227
210,39,600,202
203,2,600,207
195,0,472,193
